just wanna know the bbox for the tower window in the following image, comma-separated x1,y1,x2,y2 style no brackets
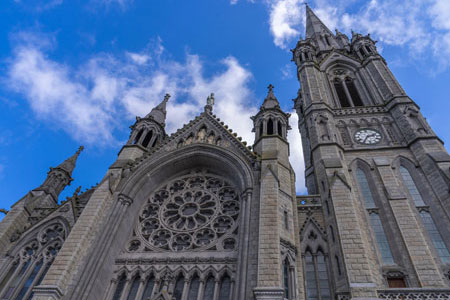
334,79,351,108
133,129,143,144
259,122,263,137
141,131,153,148
345,78,363,106
284,211,289,230
267,119,274,135
359,47,365,58
283,259,290,299
365,45,372,54
335,255,342,276
277,121,283,137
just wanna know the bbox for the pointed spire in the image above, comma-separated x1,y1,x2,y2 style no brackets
56,146,84,177
305,5,333,39
145,93,170,125
261,84,280,109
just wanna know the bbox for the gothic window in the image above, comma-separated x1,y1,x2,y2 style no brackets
333,79,351,108
399,166,450,263
365,45,372,54
325,36,331,46
304,250,331,300
173,275,185,300
267,119,274,135
345,77,363,107
278,121,283,138
111,273,126,300
188,275,200,299
259,122,263,137
203,276,215,300
329,226,335,243
218,275,231,300
356,168,394,265
141,276,155,300
283,259,290,299
399,166,425,206
126,275,140,300
151,137,158,148
0,222,65,300
133,129,143,144
419,211,450,263
359,47,365,58
141,131,153,148
15,259,43,300
335,255,341,276
284,211,289,230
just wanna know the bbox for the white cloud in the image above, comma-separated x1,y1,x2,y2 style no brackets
288,112,306,194
269,0,303,48
14,0,63,11
7,34,259,147
266,0,450,71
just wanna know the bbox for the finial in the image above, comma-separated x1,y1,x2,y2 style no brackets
268,84,274,93
76,146,84,155
164,93,171,102
205,93,215,113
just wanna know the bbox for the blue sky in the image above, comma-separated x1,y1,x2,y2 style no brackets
1,0,450,218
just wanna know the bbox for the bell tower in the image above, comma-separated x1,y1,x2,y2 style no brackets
293,5,450,299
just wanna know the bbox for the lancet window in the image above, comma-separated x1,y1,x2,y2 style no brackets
0,221,66,300
108,269,233,300
304,250,331,300
331,68,365,108
355,168,394,265
399,166,450,263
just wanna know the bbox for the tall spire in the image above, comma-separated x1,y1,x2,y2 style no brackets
56,146,84,177
305,5,333,39
261,84,280,109
145,93,170,125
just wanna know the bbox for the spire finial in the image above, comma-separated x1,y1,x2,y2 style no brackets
268,84,274,93
164,93,171,103
76,146,84,155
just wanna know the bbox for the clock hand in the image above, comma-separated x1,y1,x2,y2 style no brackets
363,133,376,143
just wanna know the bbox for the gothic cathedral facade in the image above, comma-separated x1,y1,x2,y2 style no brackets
1,6,450,300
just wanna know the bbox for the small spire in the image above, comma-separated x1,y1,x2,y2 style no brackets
261,84,280,109
205,92,215,113
145,93,170,125
56,146,84,177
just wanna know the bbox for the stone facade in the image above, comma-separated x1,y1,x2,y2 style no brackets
1,5,450,300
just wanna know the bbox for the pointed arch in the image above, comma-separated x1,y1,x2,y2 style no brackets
333,78,351,108
133,129,144,145
267,118,274,135
142,130,153,148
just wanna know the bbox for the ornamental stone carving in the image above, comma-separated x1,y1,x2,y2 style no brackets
127,171,240,253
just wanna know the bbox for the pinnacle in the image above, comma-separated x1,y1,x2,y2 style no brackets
56,146,84,177
261,84,280,109
144,93,170,125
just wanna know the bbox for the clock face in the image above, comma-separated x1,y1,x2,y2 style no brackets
354,129,382,145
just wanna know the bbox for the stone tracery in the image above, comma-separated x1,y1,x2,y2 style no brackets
127,171,240,253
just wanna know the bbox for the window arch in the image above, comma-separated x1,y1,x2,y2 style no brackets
111,273,126,300
173,274,184,300
218,274,231,300
126,274,140,300
140,275,155,300
399,165,450,263
187,274,200,299
0,221,65,300
141,130,153,148
355,167,394,265
133,129,143,144
277,121,283,138
345,77,363,107
334,78,351,108
267,119,274,135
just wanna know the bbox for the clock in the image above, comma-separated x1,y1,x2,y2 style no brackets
354,129,382,145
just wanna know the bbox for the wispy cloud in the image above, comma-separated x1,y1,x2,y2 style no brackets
265,0,450,72
13,0,63,11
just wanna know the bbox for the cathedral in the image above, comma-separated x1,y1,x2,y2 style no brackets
1,6,450,300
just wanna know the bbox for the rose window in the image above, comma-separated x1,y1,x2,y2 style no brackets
129,171,240,252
